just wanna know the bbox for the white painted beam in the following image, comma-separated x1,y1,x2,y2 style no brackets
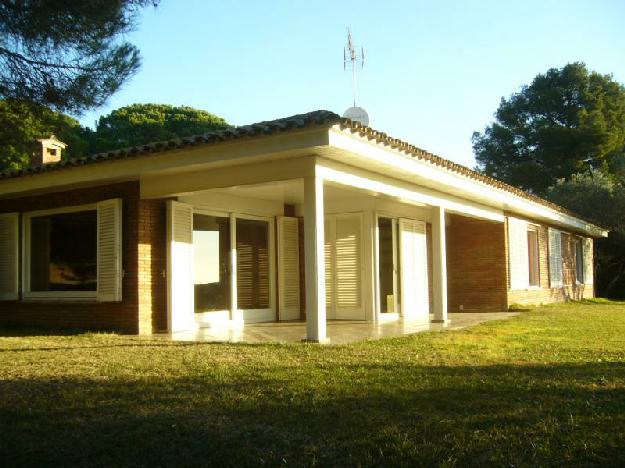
316,163,505,223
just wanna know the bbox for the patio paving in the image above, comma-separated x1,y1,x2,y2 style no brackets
169,312,520,344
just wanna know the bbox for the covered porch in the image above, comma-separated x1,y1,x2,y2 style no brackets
146,149,508,342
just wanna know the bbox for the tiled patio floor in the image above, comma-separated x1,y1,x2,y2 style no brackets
169,312,520,344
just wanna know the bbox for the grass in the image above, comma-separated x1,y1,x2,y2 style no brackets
1,300,625,467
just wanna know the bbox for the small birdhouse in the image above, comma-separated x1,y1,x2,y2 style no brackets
32,134,67,167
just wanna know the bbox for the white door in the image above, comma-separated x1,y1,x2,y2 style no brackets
167,200,196,332
399,219,429,322
325,214,365,320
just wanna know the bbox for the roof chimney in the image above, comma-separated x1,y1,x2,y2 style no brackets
32,134,67,167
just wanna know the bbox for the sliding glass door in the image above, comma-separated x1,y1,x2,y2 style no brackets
193,211,274,324
193,214,231,313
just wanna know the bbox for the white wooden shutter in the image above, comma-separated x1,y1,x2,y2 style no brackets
0,213,19,301
548,228,563,288
399,219,429,322
324,219,335,314
508,217,529,290
334,215,364,318
277,217,300,320
97,199,122,302
167,200,195,332
583,237,594,285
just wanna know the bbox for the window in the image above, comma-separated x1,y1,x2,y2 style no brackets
575,238,584,283
22,200,123,301
193,214,231,312
527,228,540,287
29,209,97,292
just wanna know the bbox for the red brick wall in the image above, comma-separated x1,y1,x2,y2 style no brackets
0,181,154,333
137,199,168,333
446,214,508,312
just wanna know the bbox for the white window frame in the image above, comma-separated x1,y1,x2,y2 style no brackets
22,203,98,300
192,207,276,324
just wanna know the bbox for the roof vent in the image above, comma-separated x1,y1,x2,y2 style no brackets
32,134,67,167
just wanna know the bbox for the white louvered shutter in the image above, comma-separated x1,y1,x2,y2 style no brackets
97,199,122,302
583,237,594,285
399,219,429,321
167,201,195,332
399,219,429,322
0,213,19,301
508,217,529,290
334,215,364,319
277,217,300,320
324,219,334,315
548,228,563,288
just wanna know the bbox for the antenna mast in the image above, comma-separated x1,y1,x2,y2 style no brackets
344,28,365,107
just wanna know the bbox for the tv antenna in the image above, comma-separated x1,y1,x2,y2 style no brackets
343,28,369,126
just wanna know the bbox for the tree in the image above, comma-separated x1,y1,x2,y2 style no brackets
89,103,230,153
473,63,625,195
547,172,625,298
0,0,158,115
0,99,89,171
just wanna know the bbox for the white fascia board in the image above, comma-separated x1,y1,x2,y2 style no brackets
316,163,505,223
328,128,606,237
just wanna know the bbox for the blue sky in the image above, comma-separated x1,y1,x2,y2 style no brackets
78,0,625,168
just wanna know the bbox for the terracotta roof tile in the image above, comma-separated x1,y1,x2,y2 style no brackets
0,110,603,230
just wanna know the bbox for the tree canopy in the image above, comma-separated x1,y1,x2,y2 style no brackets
89,103,231,153
0,102,231,171
473,63,625,196
0,0,157,115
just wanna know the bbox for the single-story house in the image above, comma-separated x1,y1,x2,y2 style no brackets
0,111,607,341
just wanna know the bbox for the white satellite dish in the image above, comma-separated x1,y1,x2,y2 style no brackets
343,106,369,126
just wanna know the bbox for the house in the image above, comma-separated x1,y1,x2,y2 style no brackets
0,111,607,341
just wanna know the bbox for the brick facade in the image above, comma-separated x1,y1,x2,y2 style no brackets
0,181,168,334
505,217,594,307
446,214,508,312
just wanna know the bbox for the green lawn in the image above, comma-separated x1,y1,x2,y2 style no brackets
1,300,625,467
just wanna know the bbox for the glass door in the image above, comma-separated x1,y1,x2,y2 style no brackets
193,214,231,317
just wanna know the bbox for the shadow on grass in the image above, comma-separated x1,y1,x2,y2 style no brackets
1,362,624,467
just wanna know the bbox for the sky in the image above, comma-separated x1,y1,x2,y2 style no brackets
78,0,625,168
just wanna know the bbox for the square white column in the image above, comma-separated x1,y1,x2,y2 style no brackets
304,176,328,342
432,205,449,324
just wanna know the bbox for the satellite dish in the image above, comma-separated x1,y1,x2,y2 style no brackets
343,106,369,126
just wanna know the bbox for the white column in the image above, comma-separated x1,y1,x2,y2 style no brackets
431,206,449,324
304,176,327,342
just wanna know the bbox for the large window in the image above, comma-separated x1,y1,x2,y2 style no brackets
193,214,231,312
29,210,97,292
236,218,270,310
